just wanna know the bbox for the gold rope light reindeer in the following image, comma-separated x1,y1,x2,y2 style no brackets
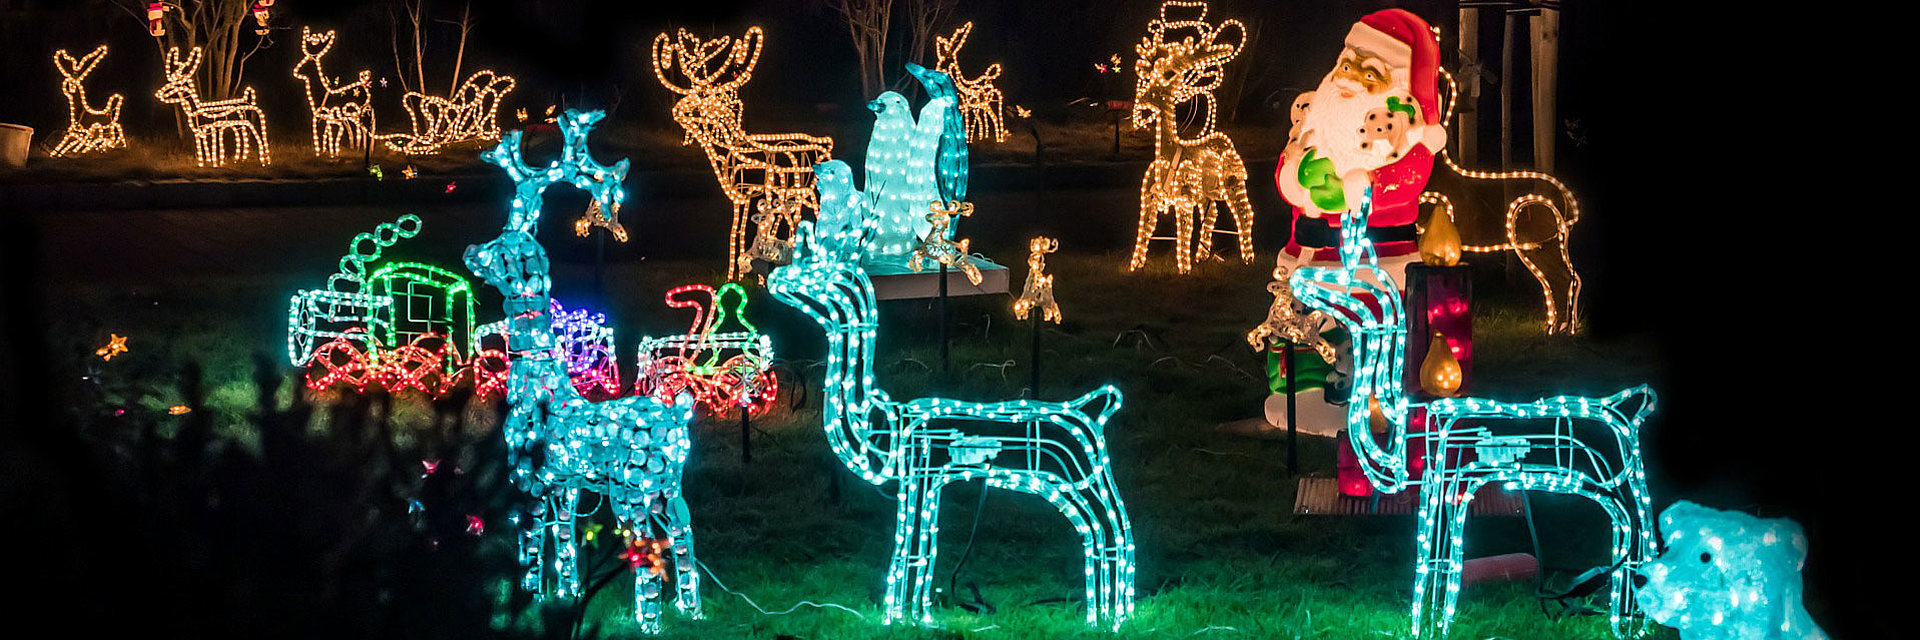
49,44,126,157
155,47,270,167
1419,68,1585,334
934,22,1008,144
1128,1,1256,274
650,26,834,280
293,27,375,158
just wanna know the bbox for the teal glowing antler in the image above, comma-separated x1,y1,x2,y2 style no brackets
482,109,630,236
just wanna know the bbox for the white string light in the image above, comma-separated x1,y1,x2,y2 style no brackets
933,22,1008,144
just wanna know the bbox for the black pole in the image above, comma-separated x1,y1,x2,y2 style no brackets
740,408,751,464
1028,315,1040,398
593,230,606,310
1110,110,1121,157
938,263,950,374
1284,338,1298,477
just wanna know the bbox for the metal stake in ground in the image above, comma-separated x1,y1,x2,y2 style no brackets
740,406,751,464
1029,313,1041,398
1284,337,1297,477
939,263,950,374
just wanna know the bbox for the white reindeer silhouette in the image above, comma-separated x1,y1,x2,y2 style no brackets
49,44,126,157
155,47,270,167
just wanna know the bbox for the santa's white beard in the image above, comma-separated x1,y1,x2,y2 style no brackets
1299,82,1400,174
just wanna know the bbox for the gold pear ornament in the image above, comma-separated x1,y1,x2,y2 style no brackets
1420,331,1464,397
1419,209,1463,267
1368,395,1390,434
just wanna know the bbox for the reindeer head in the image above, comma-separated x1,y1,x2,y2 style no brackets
1027,236,1059,271
465,231,551,318
651,26,764,143
154,47,204,107
935,21,973,72
295,27,334,77
54,45,109,94
1132,1,1244,128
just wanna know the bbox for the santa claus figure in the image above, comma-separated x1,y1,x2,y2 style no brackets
1276,8,1445,285
1259,9,1446,461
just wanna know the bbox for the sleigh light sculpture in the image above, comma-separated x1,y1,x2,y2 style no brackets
385,69,516,155
768,161,1135,629
634,282,778,417
49,45,127,157
465,109,703,634
1288,188,1657,638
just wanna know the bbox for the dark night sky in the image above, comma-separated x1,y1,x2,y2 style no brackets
0,1,1887,636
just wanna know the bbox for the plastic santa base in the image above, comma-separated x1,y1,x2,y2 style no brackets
1261,388,1347,438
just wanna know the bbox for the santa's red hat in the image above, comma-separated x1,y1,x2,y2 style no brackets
1349,9,1441,125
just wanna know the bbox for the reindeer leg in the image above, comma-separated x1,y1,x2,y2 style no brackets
1228,177,1257,264
665,490,703,619
1129,178,1158,271
1174,202,1196,274
519,491,548,597
883,444,944,626
1195,198,1220,261
730,199,751,280
1043,481,1110,629
553,487,581,599
1412,470,1474,639
625,495,666,634
1089,467,1136,628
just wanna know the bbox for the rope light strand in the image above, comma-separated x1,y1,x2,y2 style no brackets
49,45,127,157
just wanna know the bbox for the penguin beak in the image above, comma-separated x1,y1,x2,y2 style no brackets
866,99,883,114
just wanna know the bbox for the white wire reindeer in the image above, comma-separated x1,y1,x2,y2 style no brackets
1288,188,1657,638
293,27,374,158
767,160,1135,629
463,110,701,634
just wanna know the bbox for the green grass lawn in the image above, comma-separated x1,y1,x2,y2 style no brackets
42,249,1672,639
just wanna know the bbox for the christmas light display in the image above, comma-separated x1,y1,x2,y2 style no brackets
49,45,127,157
1421,68,1586,334
865,90,955,257
650,26,834,279
96,334,128,361
1287,189,1657,638
155,47,270,167
465,109,702,633
907,200,982,285
286,214,482,397
905,62,969,205
739,195,797,273
933,22,1008,144
294,27,375,158
574,198,630,243
1128,1,1255,273
1012,237,1061,323
767,213,1135,629
634,283,778,416
1635,501,1828,640
384,69,516,155
250,0,274,35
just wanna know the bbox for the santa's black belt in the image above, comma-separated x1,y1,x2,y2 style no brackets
1292,216,1417,248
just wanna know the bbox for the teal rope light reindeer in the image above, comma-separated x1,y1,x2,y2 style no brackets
464,109,702,634
767,159,1136,629
1288,188,1657,638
